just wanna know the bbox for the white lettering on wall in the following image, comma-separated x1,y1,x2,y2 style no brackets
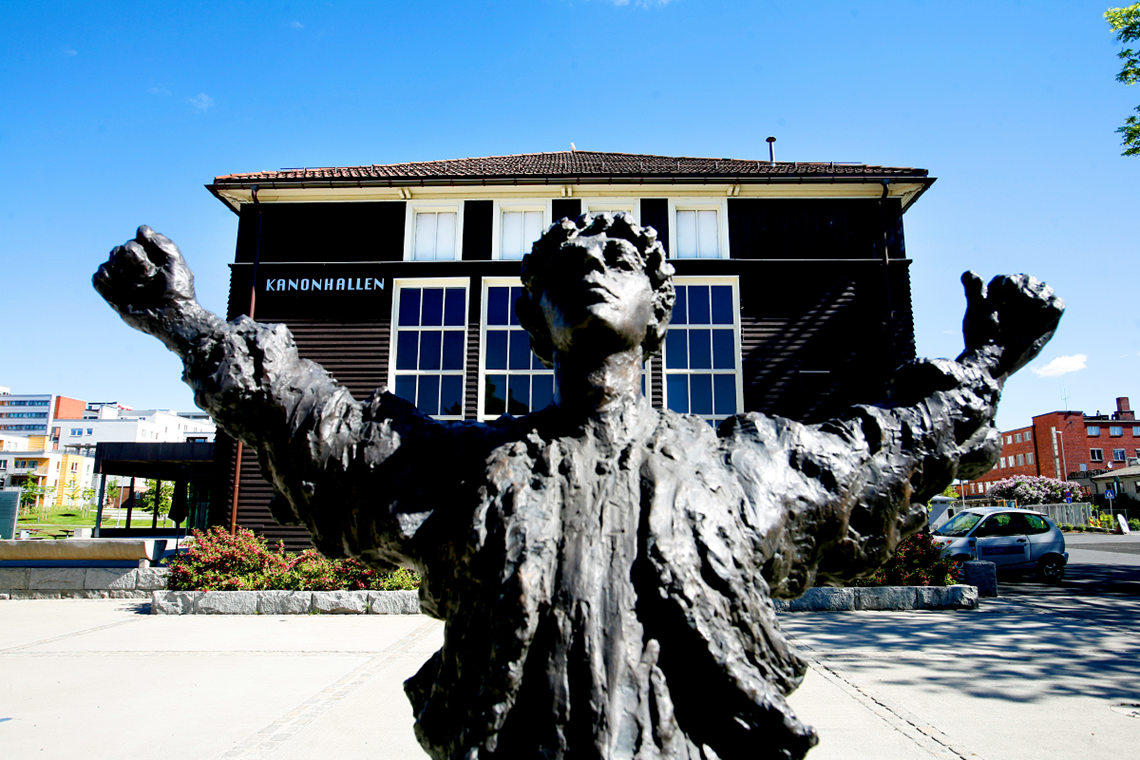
261,277,385,294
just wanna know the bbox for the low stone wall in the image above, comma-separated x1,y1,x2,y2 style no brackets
152,589,421,615
774,584,978,612
0,567,169,600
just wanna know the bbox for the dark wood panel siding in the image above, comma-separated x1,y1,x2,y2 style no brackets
640,199,669,253
236,202,406,264
552,198,581,222
735,260,913,422
463,200,493,261
727,199,902,260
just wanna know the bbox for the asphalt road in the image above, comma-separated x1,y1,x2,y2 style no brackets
995,531,1140,633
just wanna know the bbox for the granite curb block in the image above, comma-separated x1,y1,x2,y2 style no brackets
774,584,978,612
151,589,422,615
0,567,169,599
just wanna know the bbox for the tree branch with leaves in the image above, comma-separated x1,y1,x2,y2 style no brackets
1107,4,1140,155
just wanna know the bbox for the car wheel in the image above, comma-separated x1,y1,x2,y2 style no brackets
1036,556,1065,584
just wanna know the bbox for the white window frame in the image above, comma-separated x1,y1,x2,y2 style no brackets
1000,456,1007,468
661,276,743,424
1110,426,1124,437
667,198,730,259
491,199,553,261
1113,448,1127,462
477,277,653,420
581,197,641,223
1087,426,1101,437
477,277,555,420
403,200,465,261
388,278,470,420
1090,448,1104,462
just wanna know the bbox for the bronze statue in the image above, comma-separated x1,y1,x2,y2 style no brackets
94,214,1062,759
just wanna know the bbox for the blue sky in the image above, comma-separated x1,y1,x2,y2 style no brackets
1,0,1135,431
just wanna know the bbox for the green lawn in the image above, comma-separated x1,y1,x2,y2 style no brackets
17,509,175,539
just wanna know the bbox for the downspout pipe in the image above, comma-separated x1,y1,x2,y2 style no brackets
230,186,263,534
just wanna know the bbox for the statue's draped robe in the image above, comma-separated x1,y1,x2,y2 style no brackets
186,318,1002,760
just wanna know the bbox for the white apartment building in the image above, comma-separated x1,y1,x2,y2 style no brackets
57,404,216,451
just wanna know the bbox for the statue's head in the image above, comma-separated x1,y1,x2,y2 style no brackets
517,213,675,367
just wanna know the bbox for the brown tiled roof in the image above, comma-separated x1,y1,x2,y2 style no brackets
213,150,928,184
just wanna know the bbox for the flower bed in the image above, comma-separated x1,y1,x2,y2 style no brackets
847,531,956,587
166,527,421,592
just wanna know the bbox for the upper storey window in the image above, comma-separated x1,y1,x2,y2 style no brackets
493,201,552,261
405,202,463,261
668,199,729,259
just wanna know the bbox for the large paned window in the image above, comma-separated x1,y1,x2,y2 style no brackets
405,203,463,261
668,199,729,259
481,281,554,419
391,281,467,419
662,279,742,426
479,280,651,420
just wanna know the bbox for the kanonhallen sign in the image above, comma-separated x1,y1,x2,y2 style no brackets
247,264,391,320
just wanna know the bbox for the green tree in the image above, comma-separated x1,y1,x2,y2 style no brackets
102,476,122,508
18,479,54,515
138,479,173,518
1106,4,1140,155
64,478,83,509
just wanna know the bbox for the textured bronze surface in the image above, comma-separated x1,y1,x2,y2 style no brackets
95,215,1062,759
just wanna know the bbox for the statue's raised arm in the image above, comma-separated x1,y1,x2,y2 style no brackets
741,271,1064,597
93,226,465,568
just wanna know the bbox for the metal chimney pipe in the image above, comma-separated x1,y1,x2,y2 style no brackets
766,136,777,164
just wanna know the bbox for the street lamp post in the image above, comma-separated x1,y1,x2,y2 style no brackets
1054,429,1068,481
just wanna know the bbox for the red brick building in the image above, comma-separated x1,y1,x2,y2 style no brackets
955,396,1139,498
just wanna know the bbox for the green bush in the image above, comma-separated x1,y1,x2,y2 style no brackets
1060,523,1073,532
849,531,955,587
166,526,421,592
1129,518,1140,532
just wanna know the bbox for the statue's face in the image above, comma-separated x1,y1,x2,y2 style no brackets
538,235,654,357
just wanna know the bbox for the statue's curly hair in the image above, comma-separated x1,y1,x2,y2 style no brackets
516,213,676,368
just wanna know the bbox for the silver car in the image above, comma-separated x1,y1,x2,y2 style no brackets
932,507,1068,583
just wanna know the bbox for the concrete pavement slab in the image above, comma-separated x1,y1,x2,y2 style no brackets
781,607,1140,760
5,596,1140,760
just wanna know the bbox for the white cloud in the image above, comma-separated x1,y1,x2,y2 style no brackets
1031,354,1087,378
290,21,304,29
62,46,77,56
148,86,171,96
605,0,676,6
187,93,215,111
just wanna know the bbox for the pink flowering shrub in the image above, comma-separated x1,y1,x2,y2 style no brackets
986,475,1069,505
166,526,421,592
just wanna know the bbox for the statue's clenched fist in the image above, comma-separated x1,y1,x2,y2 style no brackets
960,271,1065,380
93,226,218,354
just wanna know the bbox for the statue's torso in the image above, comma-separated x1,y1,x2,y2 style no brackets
406,406,815,760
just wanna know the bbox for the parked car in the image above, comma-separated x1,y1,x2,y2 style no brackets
931,507,1068,583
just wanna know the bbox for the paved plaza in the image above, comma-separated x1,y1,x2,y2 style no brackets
3,536,1139,760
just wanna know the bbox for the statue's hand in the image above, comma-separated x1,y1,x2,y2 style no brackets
93,226,211,353
960,272,1064,378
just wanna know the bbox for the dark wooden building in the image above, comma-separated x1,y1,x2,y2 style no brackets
205,151,935,548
